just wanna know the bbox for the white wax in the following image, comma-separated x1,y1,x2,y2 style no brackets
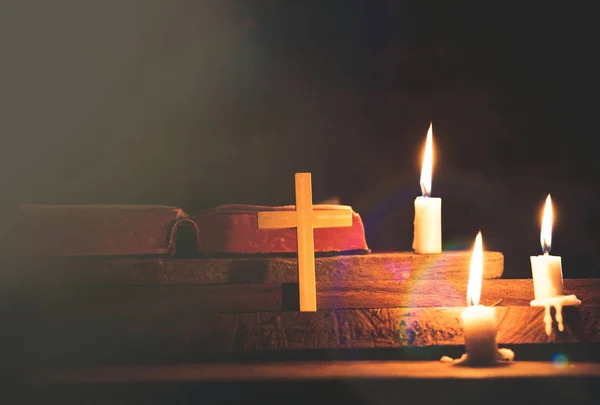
461,305,498,365
530,255,563,300
413,196,442,253
531,294,581,336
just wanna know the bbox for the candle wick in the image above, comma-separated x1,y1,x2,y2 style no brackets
420,182,429,198
541,242,550,255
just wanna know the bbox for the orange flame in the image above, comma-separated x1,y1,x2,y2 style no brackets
541,194,553,254
466,231,483,306
420,122,434,197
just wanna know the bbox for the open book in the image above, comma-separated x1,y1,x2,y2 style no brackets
15,204,369,257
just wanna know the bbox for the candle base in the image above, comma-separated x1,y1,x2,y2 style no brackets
530,294,581,336
440,348,515,367
461,305,498,365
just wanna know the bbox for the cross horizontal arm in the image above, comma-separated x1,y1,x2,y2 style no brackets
312,209,353,228
257,211,298,229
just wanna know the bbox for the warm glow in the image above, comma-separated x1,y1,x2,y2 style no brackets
420,122,434,197
540,194,553,254
466,231,484,306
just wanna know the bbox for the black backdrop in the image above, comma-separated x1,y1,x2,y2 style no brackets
1,1,599,277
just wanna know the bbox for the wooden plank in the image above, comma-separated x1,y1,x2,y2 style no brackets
3,251,504,286
10,305,600,366
28,360,600,384
22,363,600,405
14,279,596,314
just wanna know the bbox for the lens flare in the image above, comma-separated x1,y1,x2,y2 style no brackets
551,353,568,369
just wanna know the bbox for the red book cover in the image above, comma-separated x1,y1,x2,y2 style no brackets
14,204,369,257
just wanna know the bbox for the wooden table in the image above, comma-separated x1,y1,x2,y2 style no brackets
28,360,600,382
22,360,600,405
5,256,600,403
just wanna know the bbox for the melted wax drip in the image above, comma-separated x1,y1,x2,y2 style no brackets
530,295,581,336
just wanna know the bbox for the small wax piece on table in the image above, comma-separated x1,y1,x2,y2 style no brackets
440,348,515,366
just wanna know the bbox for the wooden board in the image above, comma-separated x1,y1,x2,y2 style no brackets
8,303,600,366
11,279,596,313
3,251,504,286
28,360,600,383
21,361,600,405
19,361,600,405
4,279,596,367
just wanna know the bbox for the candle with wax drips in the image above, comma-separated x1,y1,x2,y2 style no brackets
413,122,442,253
530,194,564,299
530,194,581,336
461,232,499,365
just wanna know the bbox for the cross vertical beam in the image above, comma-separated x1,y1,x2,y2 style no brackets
295,173,317,312
257,173,353,312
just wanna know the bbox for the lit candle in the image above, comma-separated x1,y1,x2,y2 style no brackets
413,122,442,253
530,194,564,300
461,231,499,365
529,194,581,336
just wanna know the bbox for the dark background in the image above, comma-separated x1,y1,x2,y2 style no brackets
1,1,599,277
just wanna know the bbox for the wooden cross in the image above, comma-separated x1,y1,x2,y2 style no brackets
257,173,353,312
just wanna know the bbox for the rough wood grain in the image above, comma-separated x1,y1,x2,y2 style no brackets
9,304,600,365
3,251,504,286
10,279,594,314
29,360,600,384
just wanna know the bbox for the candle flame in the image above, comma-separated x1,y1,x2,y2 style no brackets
466,231,484,307
540,194,553,254
420,122,434,197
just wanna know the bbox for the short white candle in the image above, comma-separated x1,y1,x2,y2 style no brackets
462,305,498,364
530,194,564,300
461,232,499,365
413,122,442,254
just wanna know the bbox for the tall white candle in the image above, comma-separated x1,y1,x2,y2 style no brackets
413,122,442,253
530,194,564,300
461,232,499,365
